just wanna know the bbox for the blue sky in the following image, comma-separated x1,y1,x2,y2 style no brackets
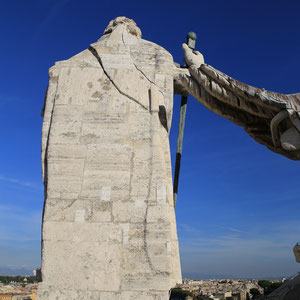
0,0,300,278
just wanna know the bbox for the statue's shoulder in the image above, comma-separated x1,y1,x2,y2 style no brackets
49,48,99,74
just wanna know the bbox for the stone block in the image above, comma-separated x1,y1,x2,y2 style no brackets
42,240,121,291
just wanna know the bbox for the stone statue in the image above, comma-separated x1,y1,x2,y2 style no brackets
38,17,181,299
38,16,299,300
175,44,300,160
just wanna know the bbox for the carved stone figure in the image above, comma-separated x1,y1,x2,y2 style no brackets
175,44,300,160
38,15,300,300
38,17,181,299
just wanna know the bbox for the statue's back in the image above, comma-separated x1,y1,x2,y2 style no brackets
38,17,181,300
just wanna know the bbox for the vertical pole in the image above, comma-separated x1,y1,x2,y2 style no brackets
173,32,197,209
173,95,188,208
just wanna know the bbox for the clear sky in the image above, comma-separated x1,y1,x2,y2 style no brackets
0,0,300,279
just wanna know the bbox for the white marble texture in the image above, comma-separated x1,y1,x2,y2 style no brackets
38,17,181,300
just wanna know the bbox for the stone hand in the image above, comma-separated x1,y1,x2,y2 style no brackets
182,43,204,68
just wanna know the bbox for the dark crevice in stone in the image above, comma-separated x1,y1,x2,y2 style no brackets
159,105,168,132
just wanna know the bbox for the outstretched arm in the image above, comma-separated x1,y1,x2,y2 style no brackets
174,44,300,160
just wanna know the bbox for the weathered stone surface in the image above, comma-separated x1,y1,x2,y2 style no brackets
38,17,181,299
293,243,300,263
37,288,169,300
175,43,300,160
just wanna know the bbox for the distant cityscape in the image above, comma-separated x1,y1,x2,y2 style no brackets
0,275,37,300
0,274,287,300
171,277,286,299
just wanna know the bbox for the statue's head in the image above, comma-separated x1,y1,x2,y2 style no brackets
104,17,142,38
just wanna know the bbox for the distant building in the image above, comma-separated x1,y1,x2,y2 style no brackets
232,292,246,300
213,291,232,299
0,293,13,300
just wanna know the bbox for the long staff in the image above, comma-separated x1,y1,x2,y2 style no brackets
173,32,197,208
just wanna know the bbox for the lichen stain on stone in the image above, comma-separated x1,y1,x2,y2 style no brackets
96,78,111,91
92,91,102,98
81,134,97,143
61,132,76,138
103,78,110,86
102,84,111,91
87,82,93,89
98,201,111,211
131,230,144,239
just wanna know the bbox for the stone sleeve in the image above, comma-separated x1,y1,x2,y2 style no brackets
174,63,300,160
